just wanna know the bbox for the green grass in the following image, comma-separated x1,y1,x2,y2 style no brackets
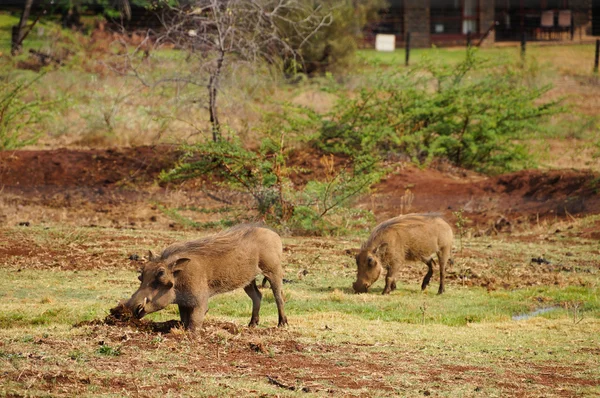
0,221,599,396
357,43,599,74
0,12,18,30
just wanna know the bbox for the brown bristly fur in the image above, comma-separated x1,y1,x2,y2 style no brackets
160,224,258,259
126,224,288,331
354,213,453,295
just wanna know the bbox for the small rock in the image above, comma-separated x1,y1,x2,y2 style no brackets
531,257,551,265
249,341,267,354
18,221,30,227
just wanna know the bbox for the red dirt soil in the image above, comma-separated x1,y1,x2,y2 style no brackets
1,146,599,227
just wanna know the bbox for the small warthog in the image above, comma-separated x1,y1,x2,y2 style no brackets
125,224,288,331
353,214,453,295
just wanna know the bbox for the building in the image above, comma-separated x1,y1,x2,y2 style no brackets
367,0,596,48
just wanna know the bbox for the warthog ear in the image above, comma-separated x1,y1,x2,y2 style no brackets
170,258,190,274
147,250,156,261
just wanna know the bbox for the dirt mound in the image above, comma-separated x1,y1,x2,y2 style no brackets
74,304,181,333
0,146,180,188
490,169,598,216
368,165,600,225
75,303,241,335
2,146,599,227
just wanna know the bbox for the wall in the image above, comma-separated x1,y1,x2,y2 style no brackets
404,0,431,47
479,0,496,46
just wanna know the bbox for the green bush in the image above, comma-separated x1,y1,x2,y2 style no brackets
160,132,382,235
0,73,53,151
313,48,563,173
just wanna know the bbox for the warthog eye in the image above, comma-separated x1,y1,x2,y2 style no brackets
367,256,375,267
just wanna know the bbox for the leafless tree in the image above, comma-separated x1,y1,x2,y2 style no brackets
11,0,35,55
126,0,332,142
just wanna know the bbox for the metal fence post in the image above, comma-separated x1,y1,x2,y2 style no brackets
594,39,599,74
405,31,411,66
520,31,526,61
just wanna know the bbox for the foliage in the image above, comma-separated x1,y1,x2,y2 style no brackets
289,154,382,234
287,0,387,74
50,0,153,20
0,73,55,151
314,48,564,173
97,344,122,356
160,132,382,235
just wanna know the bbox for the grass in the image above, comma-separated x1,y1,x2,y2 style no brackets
0,218,599,396
357,44,600,75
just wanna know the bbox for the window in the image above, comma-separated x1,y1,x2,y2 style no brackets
430,0,478,35
374,0,404,35
463,0,477,34
431,0,462,34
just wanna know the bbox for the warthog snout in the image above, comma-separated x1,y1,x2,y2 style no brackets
353,281,369,294
127,296,149,319
133,297,148,318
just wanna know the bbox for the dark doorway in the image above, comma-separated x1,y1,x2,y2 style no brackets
593,0,600,36
495,0,571,41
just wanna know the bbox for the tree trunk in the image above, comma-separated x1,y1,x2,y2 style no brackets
12,0,34,55
208,50,225,142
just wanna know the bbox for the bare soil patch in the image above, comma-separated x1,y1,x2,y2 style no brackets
2,147,599,231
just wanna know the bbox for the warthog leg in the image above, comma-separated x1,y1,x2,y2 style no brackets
383,275,397,295
260,276,270,289
178,305,191,327
244,279,262,327
437,247,451,295
421,259,435,291
186,295,208,332
262,272,288,327
382,252,400,295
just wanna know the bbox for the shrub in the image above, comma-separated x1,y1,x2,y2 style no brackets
313,48,564,173
0,73,53,151
160,132,383,235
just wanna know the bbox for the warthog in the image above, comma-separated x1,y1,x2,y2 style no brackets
125,224,288,331
353,214,453,295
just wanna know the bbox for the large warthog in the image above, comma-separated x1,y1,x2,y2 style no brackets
125,225,288,331
353,214,453,295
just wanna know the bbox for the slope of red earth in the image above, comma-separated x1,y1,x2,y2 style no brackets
1,146,599,230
